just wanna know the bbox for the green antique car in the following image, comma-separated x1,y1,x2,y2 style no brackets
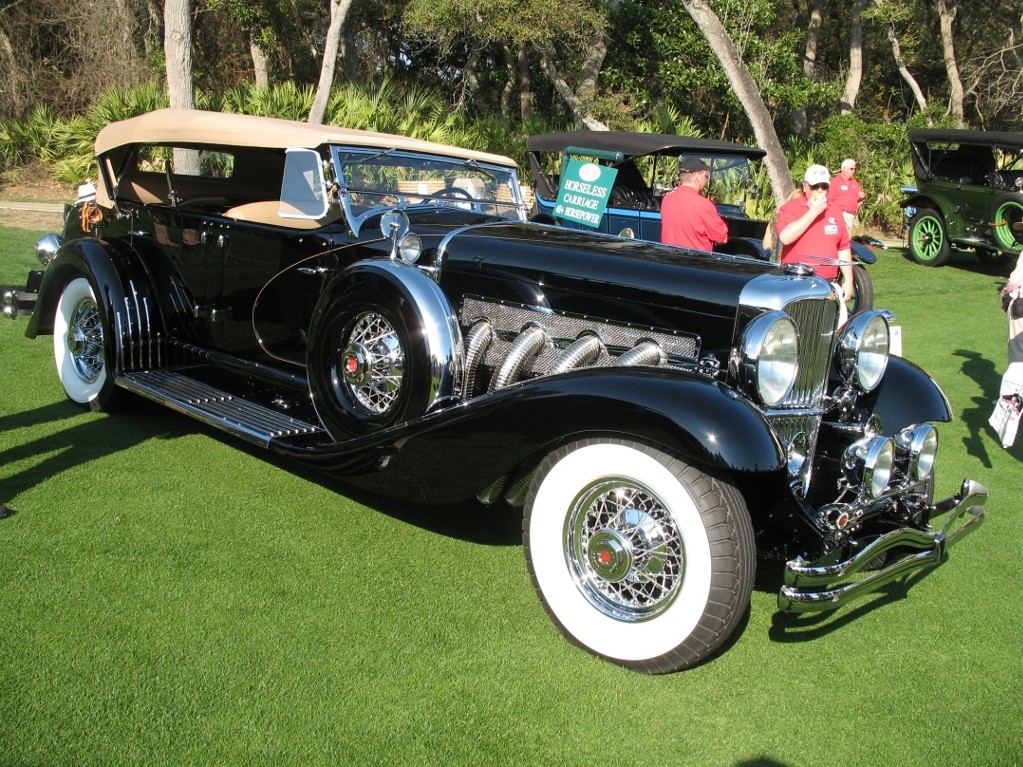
903,128,1023,266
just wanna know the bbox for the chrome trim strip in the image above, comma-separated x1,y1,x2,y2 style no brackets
778,479,987,612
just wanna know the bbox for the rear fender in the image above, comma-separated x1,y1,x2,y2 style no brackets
25,237,169,373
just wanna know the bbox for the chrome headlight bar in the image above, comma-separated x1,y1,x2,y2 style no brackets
842,422,938,502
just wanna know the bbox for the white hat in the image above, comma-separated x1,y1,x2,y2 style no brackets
803,164,830,186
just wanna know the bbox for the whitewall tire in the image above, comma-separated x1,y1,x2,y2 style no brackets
524,438,755,673
53,277,121,411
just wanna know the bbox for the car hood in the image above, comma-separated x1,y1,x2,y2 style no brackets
436,222,775,351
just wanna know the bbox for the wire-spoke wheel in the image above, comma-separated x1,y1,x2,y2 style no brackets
308,282,434,440
908,209,950,266
52,277,122,411
524,438,755,673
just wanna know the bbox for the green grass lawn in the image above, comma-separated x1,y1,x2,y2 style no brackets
2,228,1021,767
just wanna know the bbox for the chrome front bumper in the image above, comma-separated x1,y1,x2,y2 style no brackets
779,479,987,612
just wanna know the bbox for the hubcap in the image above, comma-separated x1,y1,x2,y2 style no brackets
566,480,685,622
338,312,404,414
66,297,103,383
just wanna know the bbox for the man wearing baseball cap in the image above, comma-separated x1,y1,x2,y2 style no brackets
776,163,854,305
661,156,729,251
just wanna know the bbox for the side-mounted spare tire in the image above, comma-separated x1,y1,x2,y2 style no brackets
991,193,1023,253
524,438,756,674
306,261,463,440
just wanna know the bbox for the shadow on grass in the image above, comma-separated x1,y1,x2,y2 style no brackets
757,559,938,645
0,397,190,512
181,413,525,548
896,246,1017,278
954,348,1008,468
0,391,524,546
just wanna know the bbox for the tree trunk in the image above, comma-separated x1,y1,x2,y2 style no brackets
309,0,354,125
536,39,610,130
500,44,515,121
164,0,194,110
681,0,794,205
250,35,270,89
935,0,965,125
164,0,198,176
792,0,824,137
517,42,533,122
840,0,869,114
885,23,928,116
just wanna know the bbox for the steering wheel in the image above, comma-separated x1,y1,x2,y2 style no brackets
434,186,474,201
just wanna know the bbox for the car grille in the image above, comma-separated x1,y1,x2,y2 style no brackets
763,293,840,495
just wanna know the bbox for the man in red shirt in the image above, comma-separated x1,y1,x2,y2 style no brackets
777,164,854,302
660,157,729,251
829,158,865,235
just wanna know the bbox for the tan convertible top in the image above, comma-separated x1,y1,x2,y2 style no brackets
94,108,518,167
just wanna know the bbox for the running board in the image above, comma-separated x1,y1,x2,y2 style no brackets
118,369,323,448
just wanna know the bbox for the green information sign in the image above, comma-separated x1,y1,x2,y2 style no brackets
553,158,618,228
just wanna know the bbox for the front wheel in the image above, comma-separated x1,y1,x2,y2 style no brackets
908,208,950,266
839,263,874,315
52,277,122,411
524,439,755,673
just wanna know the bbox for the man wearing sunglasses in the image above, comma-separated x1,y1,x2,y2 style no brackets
775,164,854,306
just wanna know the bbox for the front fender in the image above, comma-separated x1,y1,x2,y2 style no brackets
867,354,953,433
273,366,786,505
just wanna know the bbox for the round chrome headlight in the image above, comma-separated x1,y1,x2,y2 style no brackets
843,435,895,499
398,233,422,263
836,310,890,392
36,233,63,267
895,423,938,482
734,311,799,407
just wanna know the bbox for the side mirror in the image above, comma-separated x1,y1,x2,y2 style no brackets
618,227,635,239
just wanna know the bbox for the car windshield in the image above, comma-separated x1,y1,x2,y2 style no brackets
332,147,525,222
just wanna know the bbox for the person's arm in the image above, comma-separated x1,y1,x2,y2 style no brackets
1003,253,1023,295
709,210,729,244
837,248,854,300
778,196,826,245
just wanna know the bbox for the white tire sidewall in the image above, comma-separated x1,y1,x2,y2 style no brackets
53,277,106,405
528,443,713,662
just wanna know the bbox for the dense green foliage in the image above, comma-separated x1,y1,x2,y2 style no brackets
2,225,1022,765
1,0,1019,232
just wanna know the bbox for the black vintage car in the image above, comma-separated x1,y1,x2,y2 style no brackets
526,130,878,312
903,128,1023,266
5,109,987,674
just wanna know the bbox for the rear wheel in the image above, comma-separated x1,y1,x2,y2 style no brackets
908,209,950,266
52,277,122,411
524,438,755,673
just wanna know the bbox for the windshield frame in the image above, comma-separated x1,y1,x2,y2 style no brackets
329,145,527,236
